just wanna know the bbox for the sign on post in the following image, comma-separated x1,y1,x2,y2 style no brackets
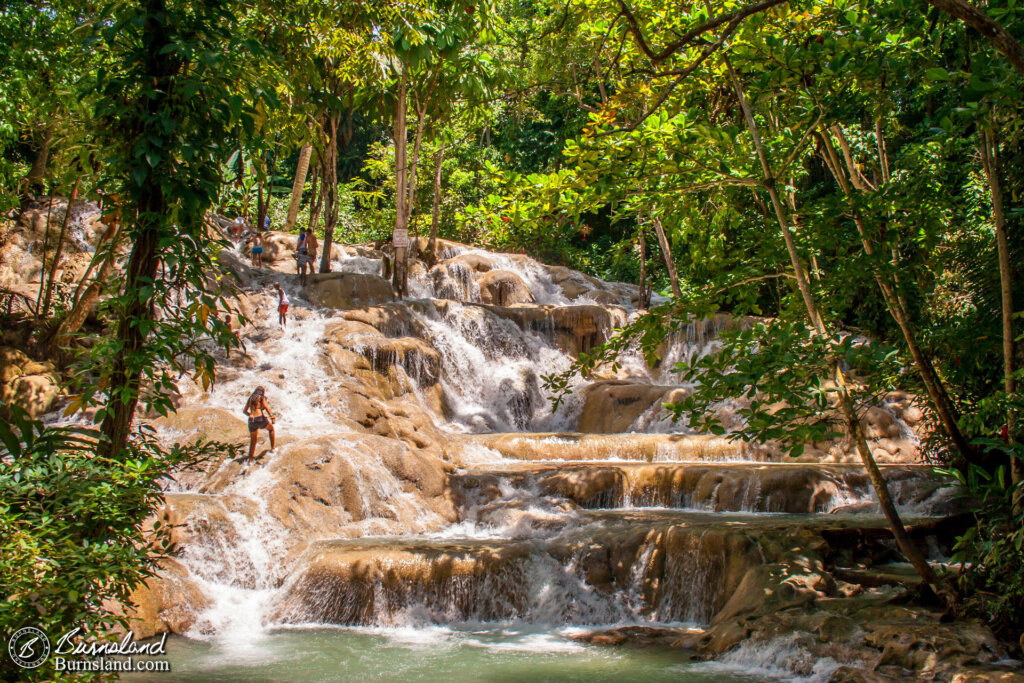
393,229,410,249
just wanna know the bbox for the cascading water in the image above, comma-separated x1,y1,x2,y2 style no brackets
124,238,950,681
412,301,585,433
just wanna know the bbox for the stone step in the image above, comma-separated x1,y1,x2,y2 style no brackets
268,509,953,629
450,462,954,515
466,432,756,462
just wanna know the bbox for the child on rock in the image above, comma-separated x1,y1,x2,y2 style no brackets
274,282,289,327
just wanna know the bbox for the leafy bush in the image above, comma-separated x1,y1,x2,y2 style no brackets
0,404,230,681
941,441,1024,641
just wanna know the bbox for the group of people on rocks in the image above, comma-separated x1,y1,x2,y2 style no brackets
295,227,318,286
229,215,267,268
229,214,319,288
224,219,326,462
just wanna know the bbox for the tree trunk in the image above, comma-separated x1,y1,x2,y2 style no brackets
727,57,943,595
51,225,121,351
286,144,313,231
41,175,82,318
651,214,682,298
980,126,1019,485
35,181,57,315
319,114,340,274
99,0,175,460
101,220,161,458
923,0,1024,76
308,160,323,233
240,155,252,221
426,141,446,262
392,66,410,297
72,218,119,307
256,148,276,234
818,127,974,469
24,125,54,198
256,181,264,231
638,225,649,309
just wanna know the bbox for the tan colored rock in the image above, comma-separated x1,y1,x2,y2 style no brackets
411,236,471,260
570,626,691,649
711,567,774,625
951,670,1024,682
586,290,622,305
702,619,751,656
341,303,422,337
430,261,480,301
862,406,901,439
306,272,394,309
1,197,104,286
469,432,751,462
158,493,239,551
124,559,210,639
450,252,493,273
262,433,455,541
272,538,534,624
324,320,440,387
865,620,1005,672
261,231,342,268
321,333,445,421
545,264,602,300
577,381,685,433
823,666,891,683
0,346,33,384
150,407,250,446
477,270,534,306
0,372,60,417
456,463,944,514
485,303,628,355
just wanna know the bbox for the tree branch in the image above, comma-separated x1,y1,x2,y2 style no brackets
923,0,1024,76
615,0,789,64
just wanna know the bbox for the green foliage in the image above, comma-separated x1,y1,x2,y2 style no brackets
671,319,905,457
940,441,1024,638
79,0,257,423
1,0,1023,652
2,0,257,671
0,0,96,208
0,404,236,681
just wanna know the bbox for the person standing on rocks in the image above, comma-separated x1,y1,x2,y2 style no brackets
244,385,275,461
306,229,319,275
250,232,264,268
224,313,234,358
296,228,311,286
274,282,289,327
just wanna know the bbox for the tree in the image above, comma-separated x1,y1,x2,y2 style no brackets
385,0,491,294
286,143,313,229
88,0,260,457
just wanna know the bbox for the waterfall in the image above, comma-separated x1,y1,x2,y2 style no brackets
119,238,953,680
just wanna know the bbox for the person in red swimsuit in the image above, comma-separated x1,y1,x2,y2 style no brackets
274,282,289,327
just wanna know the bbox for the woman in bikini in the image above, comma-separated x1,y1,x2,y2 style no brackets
244,385,275,461
295,229,311,286
250,232,265,268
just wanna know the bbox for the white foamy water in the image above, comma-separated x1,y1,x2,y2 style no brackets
185,315,335,433
96,238,947,680
697,633,853,682
411,301,585,433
